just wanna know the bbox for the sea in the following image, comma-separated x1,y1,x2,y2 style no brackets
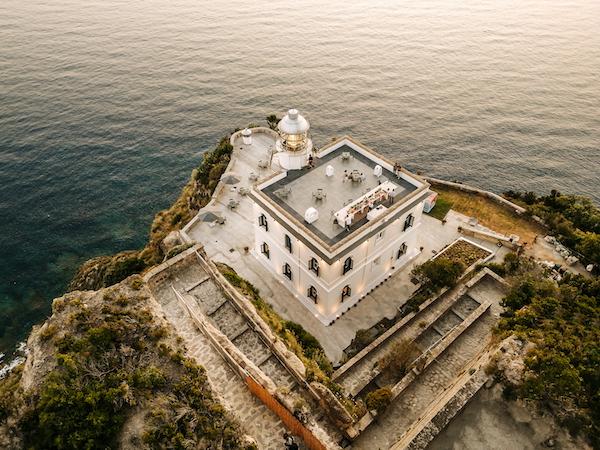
1,0,599,363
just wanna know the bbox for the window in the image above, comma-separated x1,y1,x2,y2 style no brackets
283,263,292,280
258,214,268,231
341,285,351,302
376,230,385,244
307,286,318,303
343,257,353,275
284,234,292,253
403,213,414,231
372,256,381,270
261,242,270,259
308,257,319,276
397,242,408,259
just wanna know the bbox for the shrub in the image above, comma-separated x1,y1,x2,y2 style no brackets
40,325,57,341
378,340,421,379
284,321,324,357
476,262,507,277
365,387,393,414
345,329,376,359
410,258,465,290
52,298,65,314
105,257,145,287
166,243,194,260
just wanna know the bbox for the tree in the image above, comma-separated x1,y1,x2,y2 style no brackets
266,115,280,131
410,258,465,290
577,231,600,266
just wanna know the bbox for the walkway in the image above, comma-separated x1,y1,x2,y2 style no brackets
150,278,289,449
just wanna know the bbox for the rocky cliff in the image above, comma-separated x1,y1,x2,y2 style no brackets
0,276,254,450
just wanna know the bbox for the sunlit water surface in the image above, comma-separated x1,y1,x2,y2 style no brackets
1,0,598,358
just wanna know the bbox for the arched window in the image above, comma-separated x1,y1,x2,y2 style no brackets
343,257,353,275
258,214,268,231
341,285,351,302
397,242,408,259
308,257,319,276
283,263,292,280
260,242,270,259
307,286,318,303
403,213,414,231
284,234,292,253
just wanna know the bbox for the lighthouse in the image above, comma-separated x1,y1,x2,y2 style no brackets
276,109,313,170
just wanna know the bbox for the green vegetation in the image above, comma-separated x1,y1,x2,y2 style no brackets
425,193,453,220
410,258,465,291
1,280,251,450
490,253,600,448
165,242,195,260
365,387,393,414
266,114,281,131
194,135,234,195
503,190,600,271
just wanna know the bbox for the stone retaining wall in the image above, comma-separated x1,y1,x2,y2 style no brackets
459,225,522,250
389,341,508,450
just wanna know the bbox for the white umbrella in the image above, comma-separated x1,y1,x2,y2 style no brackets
220,171,243,185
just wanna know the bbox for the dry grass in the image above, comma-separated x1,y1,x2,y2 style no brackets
432,185,546,245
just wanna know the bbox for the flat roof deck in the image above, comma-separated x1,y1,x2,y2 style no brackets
262,145,418,246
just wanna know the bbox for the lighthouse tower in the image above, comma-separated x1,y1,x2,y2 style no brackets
276,109,313,170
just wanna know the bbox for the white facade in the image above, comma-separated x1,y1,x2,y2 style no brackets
250,134,431,326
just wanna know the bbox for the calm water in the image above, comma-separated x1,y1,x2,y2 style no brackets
1,0,599,359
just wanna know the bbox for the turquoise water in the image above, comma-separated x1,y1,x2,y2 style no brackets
1,0,599,358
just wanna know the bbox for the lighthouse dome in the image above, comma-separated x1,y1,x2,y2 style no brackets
278,109,310,135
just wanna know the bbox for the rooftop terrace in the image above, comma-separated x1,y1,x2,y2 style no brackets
260,144,419,247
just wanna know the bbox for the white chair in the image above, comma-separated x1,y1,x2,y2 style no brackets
326,165,334,177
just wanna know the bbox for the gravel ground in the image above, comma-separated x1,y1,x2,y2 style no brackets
426,383,591,450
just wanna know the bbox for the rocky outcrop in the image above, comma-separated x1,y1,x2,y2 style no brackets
495,336,532,385
2,276,250,450
160,230,183,255
310,381,354,430
68,250,144,292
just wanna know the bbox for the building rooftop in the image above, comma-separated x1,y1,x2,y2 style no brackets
259,143,420,247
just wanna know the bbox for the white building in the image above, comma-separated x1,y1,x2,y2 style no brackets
250,110,432,325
